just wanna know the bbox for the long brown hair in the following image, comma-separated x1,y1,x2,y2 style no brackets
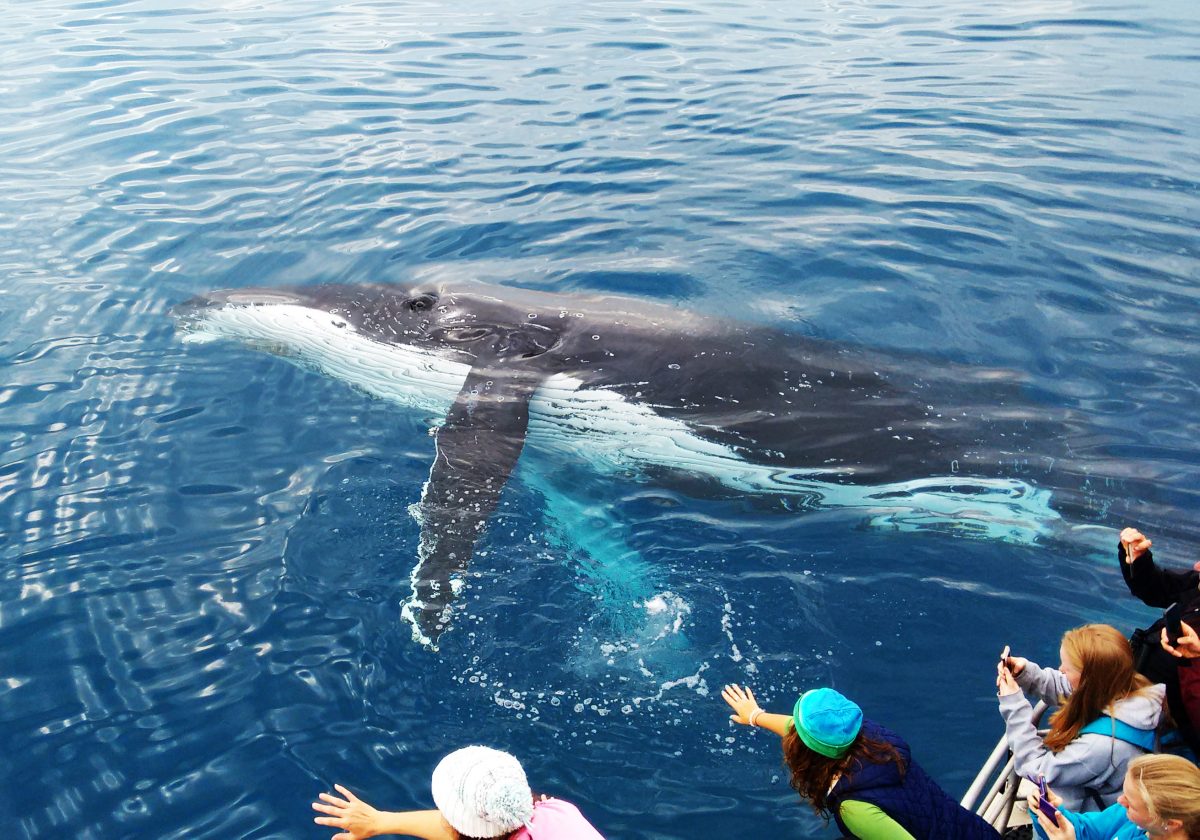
782,725,906,819
1043,624,1152,752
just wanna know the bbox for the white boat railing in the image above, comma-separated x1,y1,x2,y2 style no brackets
961,700,1049,834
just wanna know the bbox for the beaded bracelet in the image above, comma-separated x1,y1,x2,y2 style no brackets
748,708,764,727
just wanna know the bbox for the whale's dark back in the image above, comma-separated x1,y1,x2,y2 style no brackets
561,318,1067,489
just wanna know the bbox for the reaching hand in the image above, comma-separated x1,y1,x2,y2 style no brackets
313,785,382,840
996,661,1021,697
721,684,763,725
1031,783,1063,810
1162,621,1200,660
1119,527,1151,563
1027,782,1065,830
1031,797,1074,840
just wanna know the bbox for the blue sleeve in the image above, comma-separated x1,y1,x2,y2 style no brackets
1033,803,1132,840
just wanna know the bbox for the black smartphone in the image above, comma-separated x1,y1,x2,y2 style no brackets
1165,601,1185,645
999,645,1011,672
1034,776,1060,826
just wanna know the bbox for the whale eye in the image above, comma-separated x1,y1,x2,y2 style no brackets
407,294,438,313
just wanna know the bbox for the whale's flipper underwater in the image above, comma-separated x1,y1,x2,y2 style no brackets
173,281,1072,646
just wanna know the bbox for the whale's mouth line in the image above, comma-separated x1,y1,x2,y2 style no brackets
170,289,333,341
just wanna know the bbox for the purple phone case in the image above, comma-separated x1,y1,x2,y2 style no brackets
1034,777,1059,824
1037,797,1059,823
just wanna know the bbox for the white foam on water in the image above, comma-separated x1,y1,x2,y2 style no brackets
588,590,692,668
637,591,690,640
447,583,753,729
642,594,671,615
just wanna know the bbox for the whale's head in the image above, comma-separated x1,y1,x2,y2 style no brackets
173,283,437,348
173,282,564,363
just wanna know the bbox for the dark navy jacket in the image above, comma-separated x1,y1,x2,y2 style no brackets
1119,544,1200,755
830,721,999,839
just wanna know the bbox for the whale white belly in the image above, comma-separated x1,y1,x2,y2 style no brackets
184,302,1059,542
182,302,743,475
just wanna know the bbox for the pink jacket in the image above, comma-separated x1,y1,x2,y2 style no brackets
512,799,604,840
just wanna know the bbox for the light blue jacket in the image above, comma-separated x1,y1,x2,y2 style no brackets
1032,803,1146,840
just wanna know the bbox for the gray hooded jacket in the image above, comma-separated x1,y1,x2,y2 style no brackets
997,660,1165,812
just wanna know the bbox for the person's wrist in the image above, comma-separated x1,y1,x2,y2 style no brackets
747,708,764,727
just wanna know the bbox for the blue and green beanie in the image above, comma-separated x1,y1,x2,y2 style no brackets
792,688,863,758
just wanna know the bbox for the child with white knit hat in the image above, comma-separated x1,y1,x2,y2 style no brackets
313,745,604,840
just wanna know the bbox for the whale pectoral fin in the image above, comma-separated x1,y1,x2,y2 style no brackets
401,364,542,646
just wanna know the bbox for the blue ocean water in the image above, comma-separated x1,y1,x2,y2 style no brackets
2,0,1199,837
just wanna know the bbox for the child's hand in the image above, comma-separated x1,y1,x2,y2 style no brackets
721,684,763,725
1119,527,1151,563
313,785,382,840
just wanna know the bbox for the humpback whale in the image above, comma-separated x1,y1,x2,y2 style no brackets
174,281,1064,645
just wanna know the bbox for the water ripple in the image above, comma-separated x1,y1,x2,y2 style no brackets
2,0,1200,837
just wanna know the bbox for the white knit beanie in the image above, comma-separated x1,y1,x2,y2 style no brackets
430,746,534,838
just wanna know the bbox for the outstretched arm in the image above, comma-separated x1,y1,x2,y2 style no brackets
1012,659,1073,703
1118,527,1199,608
722,684,794,738
312,785,455,840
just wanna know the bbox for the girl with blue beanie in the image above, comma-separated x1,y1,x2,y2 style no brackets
722,684,999,839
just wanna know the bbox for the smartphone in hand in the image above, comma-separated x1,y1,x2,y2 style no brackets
1034,775,1060,826
999,645,1011,672
1166,602,1185,646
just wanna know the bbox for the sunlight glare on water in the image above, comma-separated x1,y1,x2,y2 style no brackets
1,0,1199,837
